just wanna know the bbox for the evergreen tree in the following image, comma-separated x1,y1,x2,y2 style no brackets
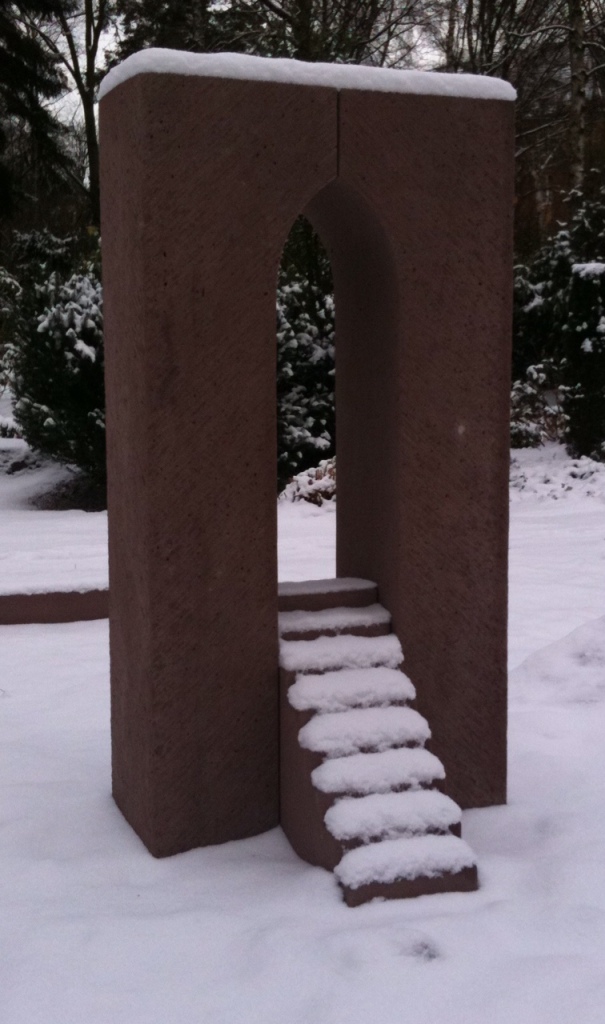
509,359,571,448
6,266,105,479
0,1,68,221
562,262,605,459
512,184,605,459
1,229,105,480
513,183,605,378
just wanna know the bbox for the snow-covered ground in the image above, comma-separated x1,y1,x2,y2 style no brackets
0,436,107,594
1,442,605,1023
508,445,605,667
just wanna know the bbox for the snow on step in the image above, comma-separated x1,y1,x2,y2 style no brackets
312,747,445,795
280,633,403,674
335,834,477,889
325,790,461,843
278,578,376,598
299,706,430,758
288,667,415,713
279,603,390,637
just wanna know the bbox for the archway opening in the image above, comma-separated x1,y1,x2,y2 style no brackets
276,215,337,582
276,215,335,495
276,184,400,586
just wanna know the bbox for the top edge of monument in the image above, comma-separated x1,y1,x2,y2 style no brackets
99,49,516,103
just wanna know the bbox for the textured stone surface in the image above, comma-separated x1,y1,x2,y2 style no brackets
306,93,514,809
341,864,479,908
278,579,378,613
100,75,336,856
0,589,108,625
279,665,343,869
100,67,513,858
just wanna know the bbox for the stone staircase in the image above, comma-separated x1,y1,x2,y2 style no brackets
278,578,478,907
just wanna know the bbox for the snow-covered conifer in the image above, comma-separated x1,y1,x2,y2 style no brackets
5,270,105,479
513,184,605,459
562,264,605,459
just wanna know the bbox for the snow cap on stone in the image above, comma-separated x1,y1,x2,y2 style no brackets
100,49,516,103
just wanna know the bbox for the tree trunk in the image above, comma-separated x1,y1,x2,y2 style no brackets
84,98,100,227
84,0,101,227
569,0,587,192
444,0,460,71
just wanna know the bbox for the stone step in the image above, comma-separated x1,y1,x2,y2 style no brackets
288,666,415,714
298,706,430,758
311,747,446,796
279,603,391,642
277,586,479,907
278,578,377,613
279,632,403,676
335,834,478,907
324,789,462,844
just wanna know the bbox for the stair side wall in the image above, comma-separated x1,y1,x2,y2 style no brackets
279,668,343,870
319,94,514,809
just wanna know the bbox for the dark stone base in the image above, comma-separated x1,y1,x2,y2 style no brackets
0,589,108,624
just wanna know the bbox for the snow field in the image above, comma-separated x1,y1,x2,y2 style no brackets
0,437,107,595
0,441,602,663
325,790,462,843
1,442,605,1022
0,508,108,594
288,666,416,713
7,612,605,1023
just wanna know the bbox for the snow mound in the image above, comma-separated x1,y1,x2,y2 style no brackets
0,414,17,438
325,790,461,842
280,633,403,673
280,458,336,506
572,262,605,278
288,666,415,713
510,443,605,501
279,603,390,637
100,49,515,102
299,706,430,757
510,614,605,704
281,443,605,509
312,747,445,794
335,834,477,888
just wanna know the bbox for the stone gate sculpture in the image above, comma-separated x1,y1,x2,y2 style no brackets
99,50,514,902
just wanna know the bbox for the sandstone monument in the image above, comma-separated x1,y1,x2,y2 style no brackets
100,50,514,902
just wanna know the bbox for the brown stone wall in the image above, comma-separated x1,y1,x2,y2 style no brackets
322,94,514,809
0,589,108,625
100,74,336,856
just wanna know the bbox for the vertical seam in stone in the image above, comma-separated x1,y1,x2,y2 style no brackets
336,89,341,177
